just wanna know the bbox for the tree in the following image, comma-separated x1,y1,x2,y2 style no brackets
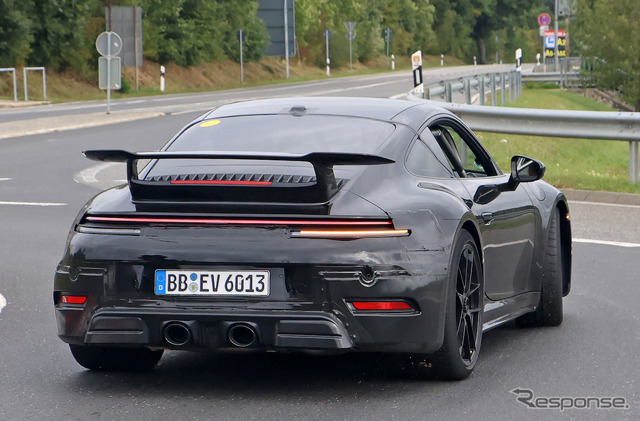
573,0,640,110
0,0,33,67
27,0,94,71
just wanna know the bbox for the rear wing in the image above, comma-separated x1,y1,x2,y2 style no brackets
83,150,394,204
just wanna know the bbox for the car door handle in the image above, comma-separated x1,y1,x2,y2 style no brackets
481,212,494,225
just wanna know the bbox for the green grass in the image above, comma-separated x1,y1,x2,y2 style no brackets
477,89,640,193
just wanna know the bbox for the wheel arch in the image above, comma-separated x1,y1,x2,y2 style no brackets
554,199,572,297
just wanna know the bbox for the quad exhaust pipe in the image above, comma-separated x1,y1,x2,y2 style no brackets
227,323,258,348
163,322,191,346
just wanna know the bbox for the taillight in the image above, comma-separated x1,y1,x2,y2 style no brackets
349,301,414,311
292,229,409,239
81,215,409,239
60,295,87,304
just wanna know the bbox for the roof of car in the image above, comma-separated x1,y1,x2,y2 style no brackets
203,97,447,124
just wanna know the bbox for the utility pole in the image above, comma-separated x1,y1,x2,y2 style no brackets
554,0,559,71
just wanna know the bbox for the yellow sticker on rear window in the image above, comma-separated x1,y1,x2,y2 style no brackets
200,120,221,128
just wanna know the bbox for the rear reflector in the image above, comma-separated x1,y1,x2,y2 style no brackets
61,295,87,304
351,301,413,311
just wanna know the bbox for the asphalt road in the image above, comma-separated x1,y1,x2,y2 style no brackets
0,68,638,420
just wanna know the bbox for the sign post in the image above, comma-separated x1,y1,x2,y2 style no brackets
238,30,245,83
411,50,424,96
324,30,331,76
344,22,357,70
384,28,392,66
96,31,122,114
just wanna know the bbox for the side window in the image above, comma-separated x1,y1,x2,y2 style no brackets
445,127,487,176
406,138,451,177
430,122,497,178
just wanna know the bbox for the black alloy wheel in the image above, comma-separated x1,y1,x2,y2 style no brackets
404,229,483,380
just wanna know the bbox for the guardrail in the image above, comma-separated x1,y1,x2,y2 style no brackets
407,92,640,183
421,71,523,106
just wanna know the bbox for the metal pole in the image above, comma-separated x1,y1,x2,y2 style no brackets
491,74,497,106
23,68,28,101
479,76,485,105
240,31,244,83
12,69,18,102
554,0,559,71
349,35,353,70
501,73,506,105
134,6,139,91
630,141,639,184
284,0,290,79
107,33,111,114
42,68,47,100
464,79,471,104
445,83,452,102
325,31,330,76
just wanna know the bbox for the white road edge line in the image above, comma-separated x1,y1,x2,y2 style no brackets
388,93,406,100
574,238,640,248
0,178,11,181
0,201,67,207
0,293,6,314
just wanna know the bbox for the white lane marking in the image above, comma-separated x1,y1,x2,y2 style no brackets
569,200,640,209
574,238,640,248
0,293,6,314
0,201,67,207
0,178,11,181
388,93,406,100
74,162,120,184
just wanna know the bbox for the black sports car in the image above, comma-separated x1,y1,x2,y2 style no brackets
54,97,571,380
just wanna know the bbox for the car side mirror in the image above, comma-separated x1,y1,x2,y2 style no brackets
510,155,546,183
473,156,545,205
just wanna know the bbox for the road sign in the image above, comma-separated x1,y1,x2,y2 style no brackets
411,51,422,69
98,57,121,89
538,13,551,26
539,25,549,37
96,31,122,57
344,22,357,33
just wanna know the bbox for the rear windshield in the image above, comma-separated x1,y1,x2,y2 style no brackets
168,114,395,153
143,114,395,179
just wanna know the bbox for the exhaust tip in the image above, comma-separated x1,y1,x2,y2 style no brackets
163,322,191,346
228,323,258,348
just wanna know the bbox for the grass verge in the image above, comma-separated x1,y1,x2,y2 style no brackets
477,89,639,194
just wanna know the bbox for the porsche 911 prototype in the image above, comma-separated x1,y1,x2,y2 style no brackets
54,97,571,380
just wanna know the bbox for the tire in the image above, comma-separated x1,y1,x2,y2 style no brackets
404,230,483,380
69,344,163,371
516,207,563,327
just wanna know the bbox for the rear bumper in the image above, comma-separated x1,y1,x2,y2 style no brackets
54,228,451,354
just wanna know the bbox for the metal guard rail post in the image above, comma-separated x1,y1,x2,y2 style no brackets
0,68,19,102
407,93,640,183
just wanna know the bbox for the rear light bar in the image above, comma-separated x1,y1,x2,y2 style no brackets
82,216,409,239
350,301,414,311
291,229,409,239
84,216,394,227
60,295,87,304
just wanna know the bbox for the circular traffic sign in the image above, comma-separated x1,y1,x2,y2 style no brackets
538,13,551,26
96,31,122,57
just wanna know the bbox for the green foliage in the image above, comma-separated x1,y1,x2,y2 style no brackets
27,0,94,71
573,0,640,110
0,0,33,67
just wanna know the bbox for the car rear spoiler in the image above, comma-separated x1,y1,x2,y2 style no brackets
83,149,394,204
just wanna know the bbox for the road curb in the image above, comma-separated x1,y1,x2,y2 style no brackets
0,111,165,140
564,189,640,206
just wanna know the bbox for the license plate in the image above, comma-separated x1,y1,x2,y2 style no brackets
154,270,270,296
